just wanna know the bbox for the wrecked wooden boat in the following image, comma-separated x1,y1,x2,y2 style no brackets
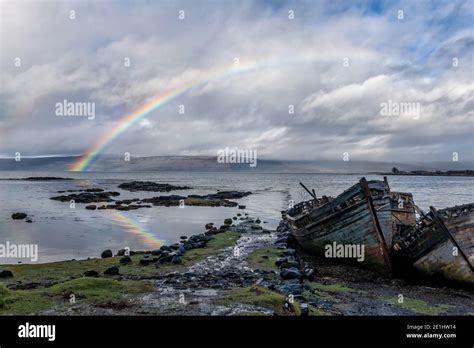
392,203,474,287
285,177,416,275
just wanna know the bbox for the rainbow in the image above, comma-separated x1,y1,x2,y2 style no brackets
69,54,323,171
110,210,164,248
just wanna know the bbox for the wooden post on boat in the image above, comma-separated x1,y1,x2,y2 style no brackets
359,177,392,274
299,182,316,200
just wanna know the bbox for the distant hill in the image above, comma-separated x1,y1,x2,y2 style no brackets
0,155,473,174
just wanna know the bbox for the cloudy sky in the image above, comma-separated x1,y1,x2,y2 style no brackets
0,0,473,163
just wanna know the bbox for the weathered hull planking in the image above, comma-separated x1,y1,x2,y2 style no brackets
393,203,474,287
285,178,414,275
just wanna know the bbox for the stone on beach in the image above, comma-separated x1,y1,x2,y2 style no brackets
104,266,119,275
0,270,14,278
83,270,99,277
280,267,303,280
101,250,113,258
120,256,132,264
11,212,27,220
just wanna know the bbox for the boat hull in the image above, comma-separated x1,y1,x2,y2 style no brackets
395,203,474,288
287,178,393,275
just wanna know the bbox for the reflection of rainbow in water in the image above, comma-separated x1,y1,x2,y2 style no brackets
109,210,164,248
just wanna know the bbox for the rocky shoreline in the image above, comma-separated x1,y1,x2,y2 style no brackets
1,216,473,316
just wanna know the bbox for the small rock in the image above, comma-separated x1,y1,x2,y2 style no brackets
205,223,214,230
278,279,303,295
280,261,299,269
300,303,309,316
275,257,288,267
0,270,13,278
85,205,97,210
101,249,113,258
139,256,155,265
238,205,246,210
303,267,316,280
11,213,27,220
224,218,233,225
104,266,119,275
119,256,132,264
180,235,188,240
25,218,33,223
171,255,182,264
255,218,261,224
83,270,99,277
280,267,303,280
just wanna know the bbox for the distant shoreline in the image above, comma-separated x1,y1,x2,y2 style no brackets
376,170,474,177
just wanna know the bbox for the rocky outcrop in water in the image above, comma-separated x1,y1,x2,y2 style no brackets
50,191,120,203
118,181,192,192
11,213,27,220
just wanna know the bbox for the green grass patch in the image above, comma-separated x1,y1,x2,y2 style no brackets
308,282,362,294
217,286,300,316
0,277,153,315
0,231,241,315
182,231,240,264
387,297,454,315
0,231,241,286
247,246,283,271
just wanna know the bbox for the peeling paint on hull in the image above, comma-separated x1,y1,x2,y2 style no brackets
395,203,474,288
285,178,412,275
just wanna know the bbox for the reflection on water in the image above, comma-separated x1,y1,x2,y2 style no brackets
0,171,472,263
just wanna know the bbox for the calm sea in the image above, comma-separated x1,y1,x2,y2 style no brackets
0,171,472,263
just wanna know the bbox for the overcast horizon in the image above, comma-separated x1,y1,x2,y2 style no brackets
1,0,473,164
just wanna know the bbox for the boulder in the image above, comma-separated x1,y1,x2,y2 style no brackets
280,261,300,269
139,256,155,265
171,255,182,264
83,270,99,277
205,223,214,230
0,270,13,278
300,303,309,316
101,249,113,258
280,267,303,280
119,256,132,264
278,279,303,295
11,213,27,220
104,266,119,275
224,218,233,225
275,257,288,267
283,249,296,256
